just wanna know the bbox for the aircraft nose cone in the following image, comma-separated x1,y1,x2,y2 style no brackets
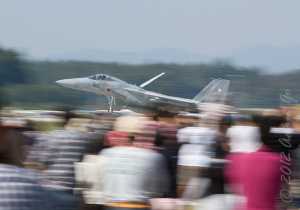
56,79,74,87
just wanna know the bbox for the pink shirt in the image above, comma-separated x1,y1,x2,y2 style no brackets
226,147,282,210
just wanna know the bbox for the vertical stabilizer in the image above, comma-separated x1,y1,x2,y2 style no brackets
193,79,230,104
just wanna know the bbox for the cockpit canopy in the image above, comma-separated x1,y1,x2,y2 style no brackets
89,74,112,81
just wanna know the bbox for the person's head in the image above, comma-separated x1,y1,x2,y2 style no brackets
232,114,255,126
156,123,178,147
112,115,154,147
218,115,233,134
0,126,25,166
105,131,131,147
175,114,199,128
253,115,286,147
131,117,158,149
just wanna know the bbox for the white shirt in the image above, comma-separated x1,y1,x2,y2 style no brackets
226,125,261,153
77,146,169,204
177,127,217,167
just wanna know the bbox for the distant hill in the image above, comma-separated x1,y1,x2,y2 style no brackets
47,46,300,73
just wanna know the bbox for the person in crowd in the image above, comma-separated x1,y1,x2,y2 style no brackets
27,115,104,210
176,114,218,199
213,115,232,159
225,114,261,195
0,122,50,210
156,121,179,198
226,114,261,154
226,115,287,210
80,115,170,210
289,115,300,207
205,115,232,195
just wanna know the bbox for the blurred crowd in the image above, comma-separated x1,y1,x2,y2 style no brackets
1,105,300,210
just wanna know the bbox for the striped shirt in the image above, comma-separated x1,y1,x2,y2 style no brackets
28,129,101,191
0,164,48,210
45,130,101,191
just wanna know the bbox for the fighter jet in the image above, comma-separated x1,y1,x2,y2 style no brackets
56,73,230,113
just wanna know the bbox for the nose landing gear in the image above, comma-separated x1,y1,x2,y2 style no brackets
107,96,115,112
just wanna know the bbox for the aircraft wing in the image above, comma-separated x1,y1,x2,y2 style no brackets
125,87,197,111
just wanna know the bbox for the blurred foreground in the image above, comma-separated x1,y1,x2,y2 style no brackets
1,106,300,210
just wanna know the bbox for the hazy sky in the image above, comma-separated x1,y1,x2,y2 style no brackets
1,0,300,70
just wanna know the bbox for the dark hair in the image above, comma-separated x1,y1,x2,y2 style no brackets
218,115,233,133
0,127,24,166
253,115,288,151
